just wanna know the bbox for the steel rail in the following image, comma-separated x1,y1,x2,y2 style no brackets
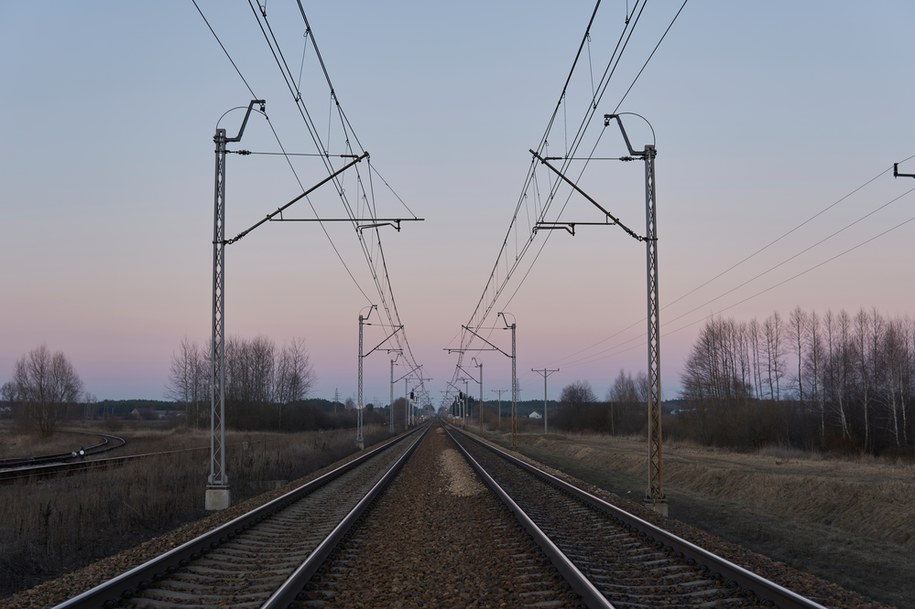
443,424,615,609
0,432,126,468
451,426,829,609
51,426,425,609
0,446,208,484
261,424,429,608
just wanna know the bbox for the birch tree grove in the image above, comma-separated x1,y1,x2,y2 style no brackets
680,308,915,454
167,336,315,430
11,345,83,436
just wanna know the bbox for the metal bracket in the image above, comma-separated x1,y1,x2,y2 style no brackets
894,163,915,179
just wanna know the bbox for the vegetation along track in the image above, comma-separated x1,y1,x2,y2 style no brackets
51,426,426,609
447,425,830,609
0,432,126,469
45,421,837,609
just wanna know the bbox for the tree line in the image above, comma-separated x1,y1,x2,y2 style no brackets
550,375,649,436
167,336,336,430
1,345,84,436
680,307,914,455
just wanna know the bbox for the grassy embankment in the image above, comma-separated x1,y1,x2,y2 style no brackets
484,429,914,609
0,423,392,598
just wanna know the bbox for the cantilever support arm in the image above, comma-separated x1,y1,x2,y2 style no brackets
395,364,423,384
364,325,404,358
226,100,266,143
225,152,369,244
458,325,511,359
529,150,647,242
457,363,481,385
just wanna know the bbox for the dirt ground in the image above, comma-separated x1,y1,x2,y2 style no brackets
486,430,914,609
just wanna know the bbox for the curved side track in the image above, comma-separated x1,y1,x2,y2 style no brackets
0,432,127,469
51,426,427,609
446,424,829,609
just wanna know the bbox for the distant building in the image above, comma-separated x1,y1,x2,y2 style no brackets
529,411,542,419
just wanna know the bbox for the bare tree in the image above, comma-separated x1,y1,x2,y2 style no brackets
788,306,807,402
828,310,853,440
681,317,751,402
12,345,83,436
763,312,786,400
748,318,764,399
274,338,315,405
804,311,826,444
274,338,315,429
166,338,207,429
882,317,910,447
560,380,596,405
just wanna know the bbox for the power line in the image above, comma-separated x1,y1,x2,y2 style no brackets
612,0,689,114
190,0,257,99
553,158,915,367
559,185,915,368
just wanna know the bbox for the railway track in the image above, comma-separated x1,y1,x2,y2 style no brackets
43,421,836,609
447,424,829,609
0,431,127,469
51,425,427,609
0,446,208,484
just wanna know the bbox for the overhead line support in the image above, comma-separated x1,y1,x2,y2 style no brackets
529,149,648,242
224,152,369,244
894,162,915,179
605,112,666,516
207,99,265,512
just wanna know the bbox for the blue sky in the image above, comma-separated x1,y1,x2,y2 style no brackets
2,2,914,404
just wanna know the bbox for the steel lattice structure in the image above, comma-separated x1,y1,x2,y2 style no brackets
209,127,229,492
207,100,263,510
642,144,664,508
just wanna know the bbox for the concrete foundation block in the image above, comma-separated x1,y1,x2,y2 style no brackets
205,487,231,511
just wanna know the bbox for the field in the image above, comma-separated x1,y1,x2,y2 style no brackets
3,422,913,607
485,428,914,609
0,421,392,598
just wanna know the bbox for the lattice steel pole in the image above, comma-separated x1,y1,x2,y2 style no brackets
206,100,263,512
389,357,396,433
357,312,366,449
477,360,483,431
643,143,667,515
207,126,229,511
510,322,517,450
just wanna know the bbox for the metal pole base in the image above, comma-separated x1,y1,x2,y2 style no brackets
205,486,231,511
644,498,669,517
355,439,365,450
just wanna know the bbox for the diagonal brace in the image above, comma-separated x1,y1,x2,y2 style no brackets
226,152,369,244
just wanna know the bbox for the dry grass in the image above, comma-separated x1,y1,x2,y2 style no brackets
487,430,914,608
0,423,392,598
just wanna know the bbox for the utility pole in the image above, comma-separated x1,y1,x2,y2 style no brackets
476,359,483,431
530,112,666,515
356,306,376,450
389,355,398,433
532,368,558,434
499,313,518,451
606,113,665,516
449,316,516,443
206,99,264,512
358,307,401,445
491,389,508,430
